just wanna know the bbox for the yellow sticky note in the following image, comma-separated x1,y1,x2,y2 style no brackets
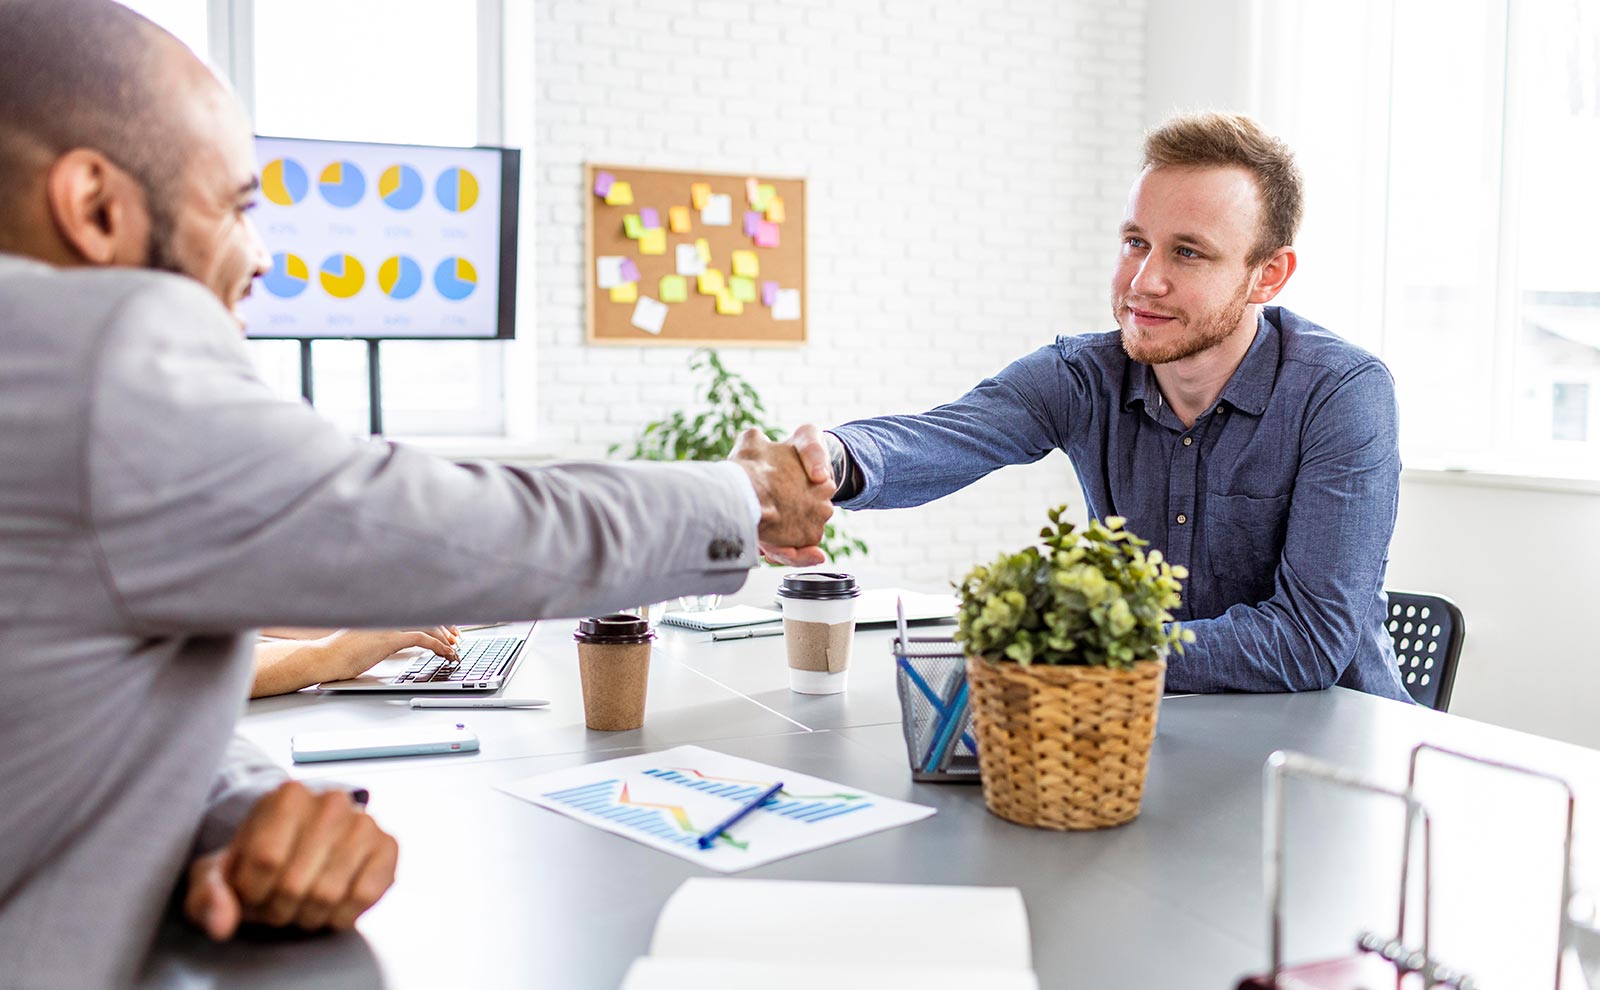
622,214,643,239
690,183,711,210
659,274,688,303
605,181,633,206
698,269,724,295
729,276,757,303
695,238,711,264
716,290,744,315
668,206,691,233
639,228,667,255
609,281,638,303
754,184,776,211
765,196,785,223
731,250,759,278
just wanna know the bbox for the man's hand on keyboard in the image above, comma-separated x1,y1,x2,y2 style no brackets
251,626,460,697
183,781,399,938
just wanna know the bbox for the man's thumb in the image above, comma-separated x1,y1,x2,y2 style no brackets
185,851,241,941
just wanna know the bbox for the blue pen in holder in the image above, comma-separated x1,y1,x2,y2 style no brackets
892,606,980,783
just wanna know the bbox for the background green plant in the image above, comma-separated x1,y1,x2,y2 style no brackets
955,505,1193,668
609,348,868,562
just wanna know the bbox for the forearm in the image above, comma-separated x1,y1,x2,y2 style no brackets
250,638,332,698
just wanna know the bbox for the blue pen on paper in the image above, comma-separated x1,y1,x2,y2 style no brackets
696,781,783,849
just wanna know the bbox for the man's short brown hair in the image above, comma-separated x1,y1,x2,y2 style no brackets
1142,112,1303,267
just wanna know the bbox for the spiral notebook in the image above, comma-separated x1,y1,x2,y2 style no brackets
659,605,783,631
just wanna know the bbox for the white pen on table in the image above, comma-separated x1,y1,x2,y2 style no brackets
710,626,784,642
409,697,550,709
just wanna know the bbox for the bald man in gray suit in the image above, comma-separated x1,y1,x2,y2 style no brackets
0,2,834,986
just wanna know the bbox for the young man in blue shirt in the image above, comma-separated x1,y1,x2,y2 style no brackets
777,112,1411,702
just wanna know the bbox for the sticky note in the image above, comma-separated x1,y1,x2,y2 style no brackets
716,290,744,315
754,184,776,211
593,171,615,198
596,255,626,289
772,288,801,321
698,269,725,295
695,238,711,263
669,206,691,233
659,274,688,303
640,207,660,229
691,182,712,210
620,258,641,283
729,276,757,303
745,177,760,204
639,228,667,255
676,243,705,277
609,281,638,303
754,221,780,248
731,250,759,278
765,196,785,223
743,211,762,237
761,280,779,306
631,296,668,334
701,194,732,226
605,181,633,206
623,214,643,239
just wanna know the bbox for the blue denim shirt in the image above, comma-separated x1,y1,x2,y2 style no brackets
831,306,1411,702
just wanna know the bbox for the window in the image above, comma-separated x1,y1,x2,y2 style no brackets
1262,0,1600,478
120,0,515,439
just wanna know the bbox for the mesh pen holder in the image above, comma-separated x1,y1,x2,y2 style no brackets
893,631,981,783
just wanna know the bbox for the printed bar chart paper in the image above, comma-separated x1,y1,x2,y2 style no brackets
497,745,935,872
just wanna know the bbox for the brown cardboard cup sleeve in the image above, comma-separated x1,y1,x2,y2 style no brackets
783,618,854,674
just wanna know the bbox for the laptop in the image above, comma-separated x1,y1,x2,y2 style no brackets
316,626,533,694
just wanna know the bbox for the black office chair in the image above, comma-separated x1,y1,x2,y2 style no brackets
1383,591,1465,712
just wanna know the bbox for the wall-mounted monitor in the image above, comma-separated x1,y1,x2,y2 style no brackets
241,136,519,340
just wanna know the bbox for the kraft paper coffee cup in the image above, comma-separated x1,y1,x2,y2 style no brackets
573,614,655,730
776,572,861,694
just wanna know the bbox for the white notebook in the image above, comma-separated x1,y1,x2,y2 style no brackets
658,605,782,630
620,878,1038,990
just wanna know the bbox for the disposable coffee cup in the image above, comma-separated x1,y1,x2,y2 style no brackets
573,614,655,730
776,572,861,694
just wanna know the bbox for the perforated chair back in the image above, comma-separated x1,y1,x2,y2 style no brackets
1384,591,1465,711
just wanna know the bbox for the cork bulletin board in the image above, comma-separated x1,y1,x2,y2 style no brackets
585,163,806,346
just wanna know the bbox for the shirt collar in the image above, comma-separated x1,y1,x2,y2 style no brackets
1119,309,1279,418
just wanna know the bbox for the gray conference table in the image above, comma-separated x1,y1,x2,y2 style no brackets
142,576,1600,989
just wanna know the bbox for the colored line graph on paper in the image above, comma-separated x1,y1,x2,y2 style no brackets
643,767,874,824
544,778,701,849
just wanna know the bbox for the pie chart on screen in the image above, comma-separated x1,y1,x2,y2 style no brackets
319,253,365,298
433,257,477,300
318,161,366,208
378,255,422,300
261,159,308,206
379,164,424,210
434,167,479,213
262,252,309,297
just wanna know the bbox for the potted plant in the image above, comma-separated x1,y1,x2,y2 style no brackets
954,505,1192,830
611,348,868,563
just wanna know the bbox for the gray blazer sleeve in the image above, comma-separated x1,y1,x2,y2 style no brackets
85,277,757,632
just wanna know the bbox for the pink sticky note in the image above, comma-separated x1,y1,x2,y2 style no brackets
754,221,780,248
593,171,615,197
620,258,640,283
743,211,763,237
761,280,779,307
640,207,660,229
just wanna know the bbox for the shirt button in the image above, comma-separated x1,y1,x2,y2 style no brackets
1176,513,1187,525
1216,406,1227,415
1182,437,1193,447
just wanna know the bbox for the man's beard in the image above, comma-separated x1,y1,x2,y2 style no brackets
1115,276,1252,365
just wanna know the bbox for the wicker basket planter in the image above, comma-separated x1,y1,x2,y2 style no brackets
966,656,1166,830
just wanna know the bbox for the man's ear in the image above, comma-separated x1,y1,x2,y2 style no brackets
1248,246,1297,304
43,148,152,267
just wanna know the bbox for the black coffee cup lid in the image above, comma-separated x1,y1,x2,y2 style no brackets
776,571,861,601
573,614,655,644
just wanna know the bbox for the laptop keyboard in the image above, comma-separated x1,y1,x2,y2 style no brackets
394,636,521,684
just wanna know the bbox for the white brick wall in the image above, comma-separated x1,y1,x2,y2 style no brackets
531,0,1146,585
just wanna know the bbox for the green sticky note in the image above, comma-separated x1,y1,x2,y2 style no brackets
754,184,776,211
622,214,643,239
729,276,757,303
659,274,688,303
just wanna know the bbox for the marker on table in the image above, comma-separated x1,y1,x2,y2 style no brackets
710,626,784,642
696,781,784,849
409,697,550,709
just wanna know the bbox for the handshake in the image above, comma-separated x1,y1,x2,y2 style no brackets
727,424,837,567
